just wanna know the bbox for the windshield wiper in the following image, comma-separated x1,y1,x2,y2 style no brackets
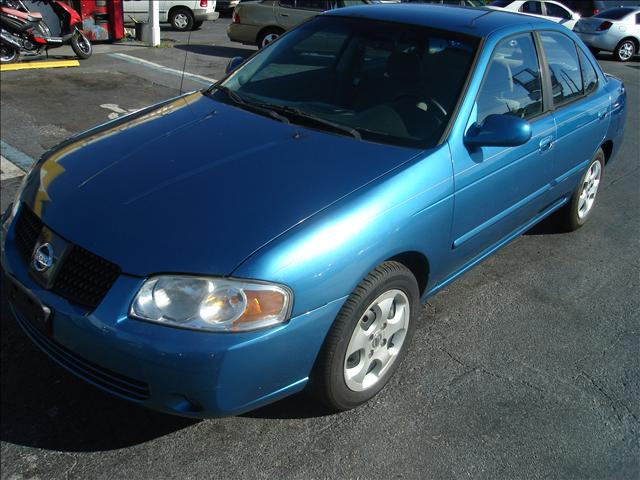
261,104,362,141
208,85,290,125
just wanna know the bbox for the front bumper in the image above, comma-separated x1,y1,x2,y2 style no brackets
575,31,619,52
1,208,345,418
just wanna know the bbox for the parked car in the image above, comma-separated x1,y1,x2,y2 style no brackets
402,0,483,6
216,0,240,14
574,6,640,60
489,0,581,29
228,0,373,48
123,0,219,31
1,4,627,418
560,0,640,18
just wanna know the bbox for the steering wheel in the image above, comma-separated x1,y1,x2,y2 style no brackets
391,94,449,127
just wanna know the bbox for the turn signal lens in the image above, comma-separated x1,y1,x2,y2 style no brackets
233,11,240,24
596,21,612,31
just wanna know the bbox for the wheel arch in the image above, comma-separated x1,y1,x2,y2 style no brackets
386,251,430,297
256,25,285,45
601,140,613,165
168,5,194,19
618,36,639,50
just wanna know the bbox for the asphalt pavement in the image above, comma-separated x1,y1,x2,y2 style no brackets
1,18,639,480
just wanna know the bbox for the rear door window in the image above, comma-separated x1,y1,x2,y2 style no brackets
540,31,583,106
545,2,572,19
520,1,543,14
578,49,599,95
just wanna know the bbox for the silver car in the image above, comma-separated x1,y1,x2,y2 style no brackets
574,6,640,61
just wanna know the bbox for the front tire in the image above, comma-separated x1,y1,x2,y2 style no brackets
71,32,92,59
0,43,19,64
310,262,420,411
615,39,636,62
170,8,195,31
556,148,604,231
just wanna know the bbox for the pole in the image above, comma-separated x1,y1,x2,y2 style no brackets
148,0,160,47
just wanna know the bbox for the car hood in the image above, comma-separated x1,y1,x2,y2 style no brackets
24,92,421,277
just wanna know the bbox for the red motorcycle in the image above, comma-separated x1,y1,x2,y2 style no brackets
0,0,92,63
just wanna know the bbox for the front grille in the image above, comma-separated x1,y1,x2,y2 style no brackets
14,204,43,262
13,304,151,402
13,206,121,310
53,246,121,309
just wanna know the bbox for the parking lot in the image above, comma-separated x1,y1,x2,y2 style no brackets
1,17,639,480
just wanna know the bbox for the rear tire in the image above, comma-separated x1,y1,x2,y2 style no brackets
71,32,92,59
170,8,195,31
0,44,19,64
257,27,284,49
555,148,604,231
615,39,636,62
309,261,420,412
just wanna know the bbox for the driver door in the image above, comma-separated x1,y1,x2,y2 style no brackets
449,33,557,268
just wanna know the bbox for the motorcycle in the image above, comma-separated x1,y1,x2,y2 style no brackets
1,0,92,64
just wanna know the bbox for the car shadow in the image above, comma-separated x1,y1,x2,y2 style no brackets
524,213,568,236
174,44,257,59
0,296,198,452
0,293,331,452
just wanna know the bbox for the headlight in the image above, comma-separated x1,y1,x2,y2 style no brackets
130,276,292,332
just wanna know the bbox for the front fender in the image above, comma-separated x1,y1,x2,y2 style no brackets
231,144,455,318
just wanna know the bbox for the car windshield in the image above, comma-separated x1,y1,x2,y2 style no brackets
594,6,637,18
213,16,479,149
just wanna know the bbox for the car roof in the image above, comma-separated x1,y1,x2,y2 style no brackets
323,4,553,37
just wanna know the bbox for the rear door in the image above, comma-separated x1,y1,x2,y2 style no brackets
123,0,149,22
449,32,556,265
538,31,609,189
275,1,327,30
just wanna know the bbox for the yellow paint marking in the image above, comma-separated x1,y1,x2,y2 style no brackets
1,59,80,72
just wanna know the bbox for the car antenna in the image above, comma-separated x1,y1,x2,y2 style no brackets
179,27,193,95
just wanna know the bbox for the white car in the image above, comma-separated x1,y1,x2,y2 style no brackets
123,0,219,31
489,0,581,30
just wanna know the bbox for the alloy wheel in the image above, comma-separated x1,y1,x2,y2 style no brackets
577,160,601,219
618,41,634,61
343,289,410,392
174,13,189,30
261,33,279,48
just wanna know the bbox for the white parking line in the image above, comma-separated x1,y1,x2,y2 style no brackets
109,53,217,86
1,155,25,180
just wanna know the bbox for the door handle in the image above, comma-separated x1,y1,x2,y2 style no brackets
597,109,608,120
539,135,554,152
280,13,289,16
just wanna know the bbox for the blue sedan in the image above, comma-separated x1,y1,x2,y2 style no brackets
0,4,627,416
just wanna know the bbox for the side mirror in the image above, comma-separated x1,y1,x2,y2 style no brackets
572,12,581,20
225,56,244,75
464,114,532,148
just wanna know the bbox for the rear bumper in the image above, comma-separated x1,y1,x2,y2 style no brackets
194,11,220,22
1,207,345,418
227,23,260,45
